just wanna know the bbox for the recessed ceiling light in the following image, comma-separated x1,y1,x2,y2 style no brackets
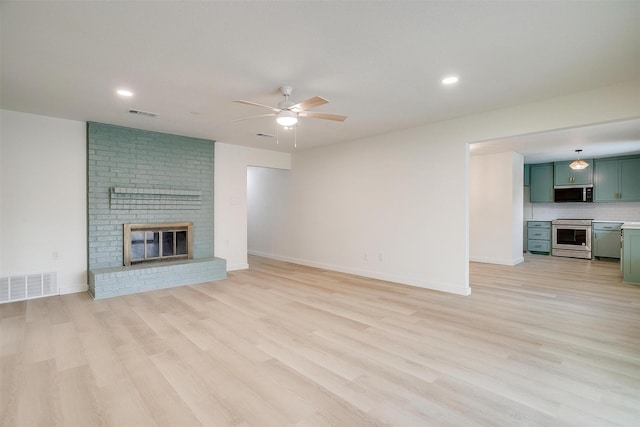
117,89,133,97
442,76,459,85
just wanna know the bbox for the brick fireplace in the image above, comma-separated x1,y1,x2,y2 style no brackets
86,123,225,299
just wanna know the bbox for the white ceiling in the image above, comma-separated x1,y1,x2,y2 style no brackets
2,1,640,156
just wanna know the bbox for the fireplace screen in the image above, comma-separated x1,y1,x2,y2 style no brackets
123,222,193,266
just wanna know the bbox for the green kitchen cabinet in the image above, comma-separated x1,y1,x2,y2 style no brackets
619,157,640,201
554,160,593,186
524,164,530,186
595,159,619,202
592,222,622,259
622,226,640,285
594,156,640,202
527,221,551,254
529,163,554,203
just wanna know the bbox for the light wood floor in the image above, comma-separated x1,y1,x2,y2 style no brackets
1,255,639,426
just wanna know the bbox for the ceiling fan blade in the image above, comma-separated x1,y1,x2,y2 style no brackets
288,96,329,112
233,100,280,112
299,111,347,122
233,113,276,122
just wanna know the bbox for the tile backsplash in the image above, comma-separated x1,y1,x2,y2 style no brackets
524,187,640,221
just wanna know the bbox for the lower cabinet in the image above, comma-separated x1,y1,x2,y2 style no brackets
527,221,551,255
592,222,622,259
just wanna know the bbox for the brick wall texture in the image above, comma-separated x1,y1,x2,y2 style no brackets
87,122,215,269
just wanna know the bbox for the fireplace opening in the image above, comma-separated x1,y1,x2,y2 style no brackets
123,222,193,266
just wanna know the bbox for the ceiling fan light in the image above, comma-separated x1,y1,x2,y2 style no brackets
276,110,298,127
569,159,589,170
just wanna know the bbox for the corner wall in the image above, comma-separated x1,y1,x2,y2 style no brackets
470,152,524,265
214,143,291,271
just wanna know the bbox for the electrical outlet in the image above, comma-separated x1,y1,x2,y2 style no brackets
52,250,59,261
363,253,368,261
378,253,383,262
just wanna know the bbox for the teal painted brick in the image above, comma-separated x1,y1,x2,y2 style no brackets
87,122,220,295
89,258,226,299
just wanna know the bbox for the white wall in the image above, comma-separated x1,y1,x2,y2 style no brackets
286,128,471,294
245,134,471,295
214,143,290,271
0,111,3,275
247,167,291,256
470,152,524,265
0,110,87,294
511,154,525,260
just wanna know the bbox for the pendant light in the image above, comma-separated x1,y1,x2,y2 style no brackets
569,149,589,170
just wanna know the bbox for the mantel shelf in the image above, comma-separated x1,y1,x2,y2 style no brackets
111,187,202,197
110,187,203,210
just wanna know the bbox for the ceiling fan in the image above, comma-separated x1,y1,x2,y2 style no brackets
233,86,347,127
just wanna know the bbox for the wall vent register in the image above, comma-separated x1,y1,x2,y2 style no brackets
0,272,57,304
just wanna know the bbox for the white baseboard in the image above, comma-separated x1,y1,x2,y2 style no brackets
227,263,249,272
470,255,525,266
59,283,89,295
512,256,525,265
248,250,471,296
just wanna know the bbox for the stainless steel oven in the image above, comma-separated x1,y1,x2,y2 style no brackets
551,219,592,259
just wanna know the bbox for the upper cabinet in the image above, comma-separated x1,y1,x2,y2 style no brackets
554,160,593,186
595,159,620,201
529,163,554,203
526,154,640,203
594,156,640,202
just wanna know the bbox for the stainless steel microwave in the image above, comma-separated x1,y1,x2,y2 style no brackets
554,185,593,203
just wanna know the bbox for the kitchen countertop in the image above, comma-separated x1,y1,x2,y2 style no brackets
526,219,640,224
622,222,640,230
